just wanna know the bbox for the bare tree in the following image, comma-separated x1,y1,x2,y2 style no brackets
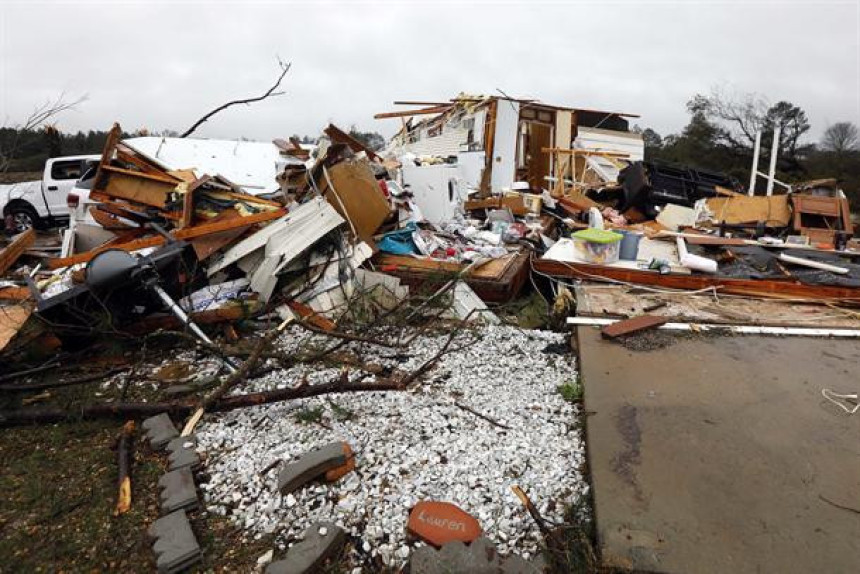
180,59,291,138
688,86,811,163
688,86,768,149
0,93,87,172
821,122,859,154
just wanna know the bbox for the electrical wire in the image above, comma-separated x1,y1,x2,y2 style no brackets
821,388,860,414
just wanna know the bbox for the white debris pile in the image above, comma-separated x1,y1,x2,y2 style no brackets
196,325,587,567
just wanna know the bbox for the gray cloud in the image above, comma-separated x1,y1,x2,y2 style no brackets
2,0,858,144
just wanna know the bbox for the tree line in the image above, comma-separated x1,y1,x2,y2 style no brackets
636,88,859,209
0,125,384,175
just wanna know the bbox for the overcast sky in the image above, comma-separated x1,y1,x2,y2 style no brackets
1,0,858,144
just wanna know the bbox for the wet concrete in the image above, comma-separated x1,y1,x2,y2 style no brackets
578,328,860,574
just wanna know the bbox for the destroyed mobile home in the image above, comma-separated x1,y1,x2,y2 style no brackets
1,93,859,573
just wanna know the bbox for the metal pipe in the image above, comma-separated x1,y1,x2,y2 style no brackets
748,131,761,195
151,284,240,373
766,126,781,197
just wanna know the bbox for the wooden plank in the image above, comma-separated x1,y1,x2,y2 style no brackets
533,259,860,304
680,234,749,246
374,105,453,119
0,304,32,353
287,301,336,331
324,124,379,161
47,208,287,269
601,315,669,339
96,171,176,209
90,207,136,231
122,301,262,335
707,195,791,226
542,147,630,157
100,164,180,185
0,229,36,275
0,287,31,301
373,250,529,303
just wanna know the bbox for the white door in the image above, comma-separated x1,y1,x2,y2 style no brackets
44,159,88,217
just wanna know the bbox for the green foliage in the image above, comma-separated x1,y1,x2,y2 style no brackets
293,405,324,424
557,378,583,403
348,125,385,151
327,400,355,421
0,127,129,172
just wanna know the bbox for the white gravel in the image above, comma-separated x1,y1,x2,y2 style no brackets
195,324,587,567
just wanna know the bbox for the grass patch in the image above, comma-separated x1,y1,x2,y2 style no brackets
327,400,355,422
542,496,600,573
293,405,324,424
557,377,583,403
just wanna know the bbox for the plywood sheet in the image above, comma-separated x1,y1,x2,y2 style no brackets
321,160,390,246
706,195,791,226
0,305,32,352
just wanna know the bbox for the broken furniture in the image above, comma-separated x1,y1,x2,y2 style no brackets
374,249,530,303
790,191,853,244
618,161,743,219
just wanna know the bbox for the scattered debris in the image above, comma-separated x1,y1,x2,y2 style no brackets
600,314,669,339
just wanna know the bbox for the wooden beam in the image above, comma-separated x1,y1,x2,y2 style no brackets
374,105,453,119
47,208,287,269
323,123,380,161
0,229,35,275
393,101,453,107
0,286,30,301
542,147,630,157
533,259,860,304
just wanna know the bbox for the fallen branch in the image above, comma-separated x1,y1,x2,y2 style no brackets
180,59,291,138
181,319,291,436
0,361,61,383
454,401,511,430
0,379,402,428
0,367,129,393
512,485,565,548
397,311,475,387
114,420,135,516
294,319,401,348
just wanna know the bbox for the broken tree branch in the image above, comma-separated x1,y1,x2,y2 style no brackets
0,379,402,427
114,420,135,516
0,361,61,383
180,59,291,138
0,367,129,393
454,401,511,430
181,319,291,436
511,485,565,548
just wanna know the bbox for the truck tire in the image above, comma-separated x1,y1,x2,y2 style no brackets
4,203,42,233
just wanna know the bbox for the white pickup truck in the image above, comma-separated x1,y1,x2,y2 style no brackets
1,155,100,232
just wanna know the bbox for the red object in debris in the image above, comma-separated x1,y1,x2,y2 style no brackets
446,247,457,257
378,180,390,197
406,501,482,548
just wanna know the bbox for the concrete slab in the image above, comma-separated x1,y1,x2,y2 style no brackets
578,327,860,574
